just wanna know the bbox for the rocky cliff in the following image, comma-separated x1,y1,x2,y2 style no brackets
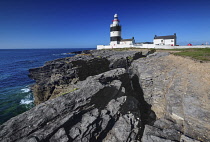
0,50,210,142
28,50,146,105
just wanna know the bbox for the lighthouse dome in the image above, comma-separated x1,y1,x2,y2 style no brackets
114,14,118,18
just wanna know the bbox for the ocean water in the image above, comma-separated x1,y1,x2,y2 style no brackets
0,48,94,124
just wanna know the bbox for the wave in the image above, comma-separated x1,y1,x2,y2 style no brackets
53,53,68,56
20,93,33,105
21,88,30,93
20,99,33,105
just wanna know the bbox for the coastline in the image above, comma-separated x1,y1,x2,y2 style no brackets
1,49,210,142
0,48,95,124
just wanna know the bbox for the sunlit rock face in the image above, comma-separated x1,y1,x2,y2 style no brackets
1,50,209,142
130,52,210,142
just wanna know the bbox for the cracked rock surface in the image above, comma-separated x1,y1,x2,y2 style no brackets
28,50,145,105
1,50,209,142
130,52,210,141
0,68,143,142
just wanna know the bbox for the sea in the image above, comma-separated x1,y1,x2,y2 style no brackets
0,48,95,124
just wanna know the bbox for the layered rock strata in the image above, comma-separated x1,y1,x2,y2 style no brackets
0,68,146,142
29,50,146,104
1,50,209,142
130,52,210,141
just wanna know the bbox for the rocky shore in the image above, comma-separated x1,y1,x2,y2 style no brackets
0,49,210,142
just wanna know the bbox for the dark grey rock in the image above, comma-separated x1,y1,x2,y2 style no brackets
141,124,181,142
49,128,69,142
1,50,208,142
0,68,142,142
28,50,144,104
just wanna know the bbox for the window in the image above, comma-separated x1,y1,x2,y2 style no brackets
171,40,174,42
161,40,163,42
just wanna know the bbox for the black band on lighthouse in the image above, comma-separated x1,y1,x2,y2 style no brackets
110,36,121,41
110,26,121,31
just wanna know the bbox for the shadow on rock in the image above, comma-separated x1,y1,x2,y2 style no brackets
131,74,157,139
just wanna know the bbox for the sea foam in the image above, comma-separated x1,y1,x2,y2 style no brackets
20,93,33,105
53,53,68,56
21,88,30,93
20,99,33,105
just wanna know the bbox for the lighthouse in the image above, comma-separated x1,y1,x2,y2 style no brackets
110,14,121,46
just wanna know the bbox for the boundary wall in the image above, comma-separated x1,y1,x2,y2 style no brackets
97,44,210,50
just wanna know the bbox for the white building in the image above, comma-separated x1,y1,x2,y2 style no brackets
97,14,136,49
153,33,177,46
120,37,135,46
97,14,190,50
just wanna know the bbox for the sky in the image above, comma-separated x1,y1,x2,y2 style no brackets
0,0,210,49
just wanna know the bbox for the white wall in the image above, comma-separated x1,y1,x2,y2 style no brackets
97,44,210,50
97,45,112,49
154,39,175,46
154,39,163,45
120,41,133,45
110,41,118,45
133,44,155,48
142,44,155,48
97,44,134,49
113,44,133,48
155,45,210,49
164,39,174,45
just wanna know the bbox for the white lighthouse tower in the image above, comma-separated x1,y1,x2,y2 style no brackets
110,14,122,46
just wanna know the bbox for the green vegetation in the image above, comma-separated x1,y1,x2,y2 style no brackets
79,53,92,56
102,47,210,61
127,56,133,60
150,48,156,53
56,88,79,98
171,48,210,61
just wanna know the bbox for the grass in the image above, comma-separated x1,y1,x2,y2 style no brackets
150,48,156,53
127,56,133,60
56,88,79,98
110,47,210,61
170,48,210,61
79,53,92,56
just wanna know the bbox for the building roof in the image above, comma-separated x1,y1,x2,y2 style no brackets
154,34,176,39
121,38,134,41
136,42,153,44
121,39,133,41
